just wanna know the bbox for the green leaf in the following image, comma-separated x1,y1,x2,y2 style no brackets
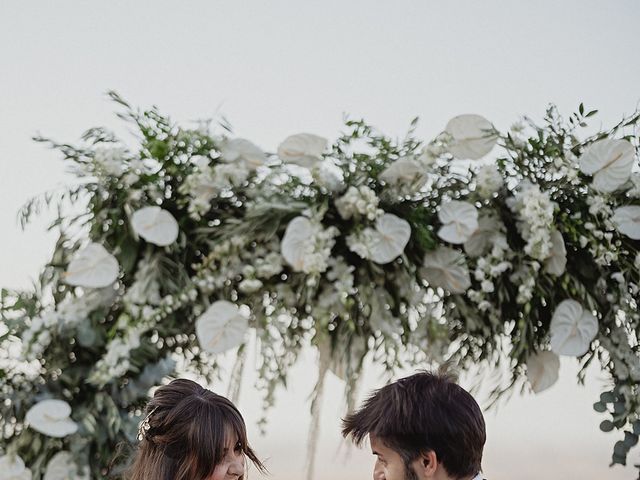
148,139,169,159
600,420,614,432
613,441,629,460
623,432,638,447
82,413,98,435
593,401,607,413
611,453,626,466
31,435,42,453
599,391,615,403
613,402,626,414
118,235,140,275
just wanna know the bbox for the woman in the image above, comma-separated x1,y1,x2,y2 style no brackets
122,378,265,480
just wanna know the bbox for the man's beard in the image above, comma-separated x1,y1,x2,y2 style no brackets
403,462,420,480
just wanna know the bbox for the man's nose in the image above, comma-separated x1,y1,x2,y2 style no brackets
373,464,385,480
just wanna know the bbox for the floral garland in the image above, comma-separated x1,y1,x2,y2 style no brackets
1,92,640,478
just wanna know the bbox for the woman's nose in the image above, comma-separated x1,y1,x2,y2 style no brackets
228,454,245,476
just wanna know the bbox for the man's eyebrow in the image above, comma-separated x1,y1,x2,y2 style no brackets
371,450,383,457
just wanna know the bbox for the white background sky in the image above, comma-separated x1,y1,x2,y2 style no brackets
1,1,639,479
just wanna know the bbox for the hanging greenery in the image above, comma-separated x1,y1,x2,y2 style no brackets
1,92,639,478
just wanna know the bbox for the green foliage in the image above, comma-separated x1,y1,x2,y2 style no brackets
2,95,640,478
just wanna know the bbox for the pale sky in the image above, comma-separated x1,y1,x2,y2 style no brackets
1,1,639,479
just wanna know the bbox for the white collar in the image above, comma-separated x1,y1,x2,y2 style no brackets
471,474,484,480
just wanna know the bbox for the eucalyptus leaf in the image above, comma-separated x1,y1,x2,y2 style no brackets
593,402,607,413
600,420,614,432
624,432,638,447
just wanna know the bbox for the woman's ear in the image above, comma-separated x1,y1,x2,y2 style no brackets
412,450,438,479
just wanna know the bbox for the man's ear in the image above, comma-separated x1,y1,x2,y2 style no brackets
413,450,438,479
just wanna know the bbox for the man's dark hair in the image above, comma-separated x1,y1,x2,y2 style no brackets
342,368,486,479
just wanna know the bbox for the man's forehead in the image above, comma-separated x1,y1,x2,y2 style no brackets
369,433,383,450
369,434,400,455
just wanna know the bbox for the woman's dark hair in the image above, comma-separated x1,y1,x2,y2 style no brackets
341,369,485,479
121,378,265,480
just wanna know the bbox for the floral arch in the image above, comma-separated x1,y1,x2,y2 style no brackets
1,92,639,478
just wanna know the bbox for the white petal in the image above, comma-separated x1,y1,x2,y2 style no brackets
64,243,119,288
312,160,345,192
579,139,634,193
220,138,266,170
192,155,211,170
422,247,471,294
379,157,424,185
369,213,411,264
445,114,497,160
438,200,479,244
612,205,640,240
25,399,78,438
0,455,31,480
44,452,89,480
463,215,502,257
277,133,328,168
131,206,179,247
549,300,598,356
526,351,560,393
544,230,567,276
281,216,315,271
195,300,249,354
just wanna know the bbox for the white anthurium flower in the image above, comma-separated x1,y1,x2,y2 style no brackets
612,205,640,240
526,351,560,393
368,213,412,264
578,139,634,192
549,300,598,357
281,216,316,271
438,200,479,244
219,138,266,170
131,206,179,247
421,247,471,294
445,114,498,160
196,300,249,354
379,156,425,186
626,172,640,198
44,452,89,480
544,230,567,276
25,399,78,438
0,454,32,480
64,243,119,288
463,215,504,257
277,133,328,168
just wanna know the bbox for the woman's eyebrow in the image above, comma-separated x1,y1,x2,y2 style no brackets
222,441,238,453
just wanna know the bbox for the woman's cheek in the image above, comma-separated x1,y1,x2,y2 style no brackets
207,463,227,480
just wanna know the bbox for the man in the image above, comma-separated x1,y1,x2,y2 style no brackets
342,368,486,480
